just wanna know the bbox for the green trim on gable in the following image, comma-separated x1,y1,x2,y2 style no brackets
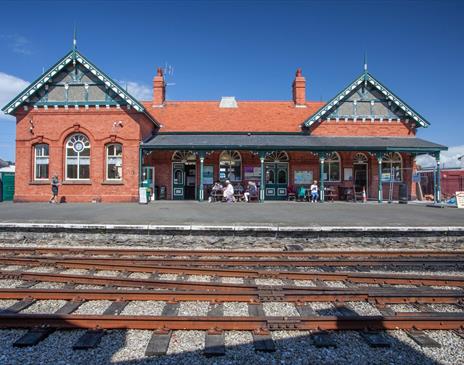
303,72,430,128
2,49,159,126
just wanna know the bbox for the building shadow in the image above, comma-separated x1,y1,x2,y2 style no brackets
0,307,454,365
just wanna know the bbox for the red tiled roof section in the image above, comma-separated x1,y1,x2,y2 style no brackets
141,101,325,132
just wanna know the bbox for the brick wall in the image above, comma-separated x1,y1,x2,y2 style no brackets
310,119,416,136
14,107,155,202
141,150,414,201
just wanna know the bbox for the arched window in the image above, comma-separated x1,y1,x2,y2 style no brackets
106,143,122,180
265,151,289,162
353,153,368,164
323,152,341,182
34,144,49,180
266,169,275,184
65,133,90,180
381,152,402,182
172,150,196,162
219,150,241,181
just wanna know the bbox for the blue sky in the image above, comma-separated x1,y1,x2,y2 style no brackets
0,0,463,164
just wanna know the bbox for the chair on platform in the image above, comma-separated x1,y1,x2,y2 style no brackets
287,185,296,201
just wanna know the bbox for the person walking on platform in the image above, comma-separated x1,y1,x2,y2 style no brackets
49,174,60,204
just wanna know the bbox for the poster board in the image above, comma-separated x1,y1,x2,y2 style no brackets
139,187,148,204
344,168,353,181
294,170,313,185
203,165,214,185
244,166,261,180
456,191,464,208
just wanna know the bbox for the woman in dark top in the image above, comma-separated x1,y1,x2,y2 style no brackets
49,175,60,203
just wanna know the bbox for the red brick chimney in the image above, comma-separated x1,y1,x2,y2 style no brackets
292,68,306,107
153,67,165,107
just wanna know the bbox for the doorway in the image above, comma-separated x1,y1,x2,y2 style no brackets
184,164,196,200
353,163,368,197
172,162,196,200
265,162,288,200
142,166,155,200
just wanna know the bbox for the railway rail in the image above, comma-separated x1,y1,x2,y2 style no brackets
0,247,463,356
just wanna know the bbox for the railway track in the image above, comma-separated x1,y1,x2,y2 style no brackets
0,247,463,356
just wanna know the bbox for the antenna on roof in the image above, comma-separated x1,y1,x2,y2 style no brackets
163,62,175,77
163,62,176,102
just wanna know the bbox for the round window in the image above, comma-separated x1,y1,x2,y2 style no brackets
73,141,84,153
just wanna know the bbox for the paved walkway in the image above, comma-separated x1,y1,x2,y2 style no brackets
0,201,463,227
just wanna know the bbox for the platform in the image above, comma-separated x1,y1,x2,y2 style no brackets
0,201,462,227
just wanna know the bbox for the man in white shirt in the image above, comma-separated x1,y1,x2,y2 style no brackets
223,180,235,202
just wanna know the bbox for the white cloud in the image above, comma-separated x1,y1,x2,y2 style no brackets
0,34,32,55
117,80,152,101
0,72,29,121
416,145,464,169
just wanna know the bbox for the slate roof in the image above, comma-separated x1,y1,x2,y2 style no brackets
142,134,446,152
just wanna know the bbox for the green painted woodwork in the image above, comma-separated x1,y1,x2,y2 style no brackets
172,163,185,200
0,172,15,201
2,49,158,126
304,72,430,128
319,154,325,202
264,163,289,200
376,153,383,203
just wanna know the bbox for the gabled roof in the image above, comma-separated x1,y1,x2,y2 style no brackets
142,101,325,133
2,49,158,126
303,72,430,128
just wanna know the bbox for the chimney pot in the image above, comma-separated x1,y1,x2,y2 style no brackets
153,67,166,106
292,68,306,107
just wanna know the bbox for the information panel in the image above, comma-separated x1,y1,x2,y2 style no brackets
294,170,313,184
456,191,464,208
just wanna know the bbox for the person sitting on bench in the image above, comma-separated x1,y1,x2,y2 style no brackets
310,180,319,202
244,181,258,202
223,180,235,203
209,181,223,202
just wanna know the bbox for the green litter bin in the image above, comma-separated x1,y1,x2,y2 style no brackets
0,172,15,201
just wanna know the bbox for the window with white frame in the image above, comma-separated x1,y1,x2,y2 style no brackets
323,152,341,182
34,144,49,180
381,152,402,182
106,144,123,180
219,150,241,181
65,133,90,180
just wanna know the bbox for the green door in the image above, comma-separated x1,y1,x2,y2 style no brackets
1,173,15,201
264,163,288,200
172,163,185,200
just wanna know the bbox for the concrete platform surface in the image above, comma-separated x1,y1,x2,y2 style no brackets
0,201,463,227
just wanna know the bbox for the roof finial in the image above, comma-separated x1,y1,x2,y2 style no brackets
363,52,368,73
73,23,77,51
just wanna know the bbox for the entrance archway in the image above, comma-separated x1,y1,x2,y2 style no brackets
265,151,289,200
172,151,197,200
353,153,368,198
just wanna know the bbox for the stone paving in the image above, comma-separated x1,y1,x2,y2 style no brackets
0,201,463,227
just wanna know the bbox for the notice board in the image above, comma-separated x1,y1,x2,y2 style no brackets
456,191,464,208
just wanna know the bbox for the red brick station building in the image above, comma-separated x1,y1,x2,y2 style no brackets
3,48,446,203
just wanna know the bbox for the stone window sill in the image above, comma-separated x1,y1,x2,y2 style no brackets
29,180,50,185
62,180,92,185
102,180,124,185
